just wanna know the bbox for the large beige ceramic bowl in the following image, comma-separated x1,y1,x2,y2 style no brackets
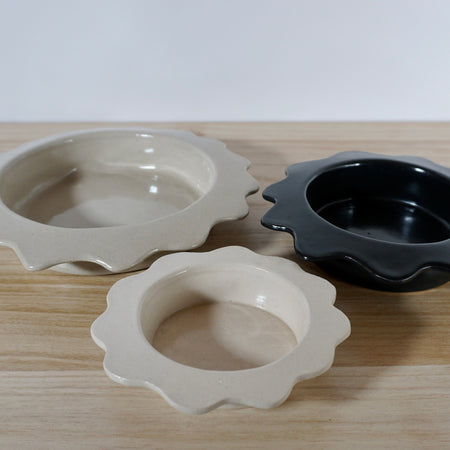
0,129,258,274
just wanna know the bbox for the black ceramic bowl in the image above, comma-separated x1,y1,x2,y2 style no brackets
262,152,450,291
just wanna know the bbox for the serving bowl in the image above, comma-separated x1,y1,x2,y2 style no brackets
0,128,258,274
262,152,450,291
91,246,350,414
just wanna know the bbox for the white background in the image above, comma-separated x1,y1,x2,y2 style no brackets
1,0,450,121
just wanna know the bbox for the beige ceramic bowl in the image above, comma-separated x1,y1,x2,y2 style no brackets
0,129,258,274
91,246,351,414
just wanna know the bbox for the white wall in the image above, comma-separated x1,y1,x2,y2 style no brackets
2,0,450,121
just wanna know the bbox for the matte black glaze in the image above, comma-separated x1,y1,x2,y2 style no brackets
261,152,450,291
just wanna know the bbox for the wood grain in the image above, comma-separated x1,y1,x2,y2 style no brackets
0,123,449,449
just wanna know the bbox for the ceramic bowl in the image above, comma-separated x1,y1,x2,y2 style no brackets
91,246,350,414
0,128,258,274
262,151,450,291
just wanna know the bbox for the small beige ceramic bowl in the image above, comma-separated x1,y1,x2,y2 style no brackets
0,129,258,274
91,246,350,414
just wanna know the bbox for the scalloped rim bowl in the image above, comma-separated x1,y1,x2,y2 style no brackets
91,246,350,414
262,151,450,291
0,128,258,274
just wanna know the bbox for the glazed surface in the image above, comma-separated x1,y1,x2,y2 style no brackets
0,128,257,273
263,153,450,290
307,161,450,244
0,131,213,228
15,168,201,228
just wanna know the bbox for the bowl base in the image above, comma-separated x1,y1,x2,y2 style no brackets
151,302,297,371
16,169,201,229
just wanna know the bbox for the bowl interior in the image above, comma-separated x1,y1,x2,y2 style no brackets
306,160,450,244
0,131,215,228
140,263,310,371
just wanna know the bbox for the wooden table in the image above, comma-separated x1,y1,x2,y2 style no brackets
0,123,449,449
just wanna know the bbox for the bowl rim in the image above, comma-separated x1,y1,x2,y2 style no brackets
0,128,259,273
90,246,350,414
261,151,450,283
